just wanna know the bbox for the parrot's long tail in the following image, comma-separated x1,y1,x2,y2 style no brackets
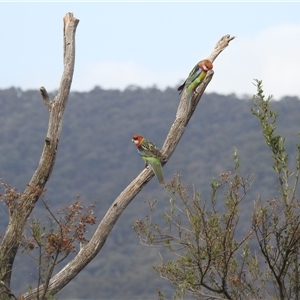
149,162,165,184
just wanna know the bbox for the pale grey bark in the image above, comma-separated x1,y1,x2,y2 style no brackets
0,9,235,297
21,32,235,299
0,12,79,299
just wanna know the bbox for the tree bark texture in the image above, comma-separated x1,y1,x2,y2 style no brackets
0,12,79,296
21,32,235,299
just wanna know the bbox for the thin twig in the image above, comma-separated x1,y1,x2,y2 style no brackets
40,86,52,111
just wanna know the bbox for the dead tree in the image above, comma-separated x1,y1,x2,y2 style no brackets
0,11,235,299
0,12,79,299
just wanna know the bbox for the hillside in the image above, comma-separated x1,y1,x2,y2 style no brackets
0,86,300,298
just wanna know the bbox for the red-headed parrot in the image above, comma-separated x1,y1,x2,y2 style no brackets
132,135,164,184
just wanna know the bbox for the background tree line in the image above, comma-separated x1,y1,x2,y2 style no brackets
1,83,300,298
1,13,300,300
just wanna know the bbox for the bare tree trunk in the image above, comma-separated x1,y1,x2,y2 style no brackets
0,13,79,298
21,31,235,298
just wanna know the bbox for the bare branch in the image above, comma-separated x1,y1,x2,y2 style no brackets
40,86,52,111
209,34,236,63
21,34,235,299
0,12,79,290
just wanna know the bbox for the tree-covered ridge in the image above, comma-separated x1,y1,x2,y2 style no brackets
0,86,300,298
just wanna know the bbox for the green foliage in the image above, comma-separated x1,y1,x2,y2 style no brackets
134,159,261,299
251,80,300,300
134,81,300,299
251,79,300,206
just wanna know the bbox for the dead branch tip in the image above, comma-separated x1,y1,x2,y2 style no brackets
215,34,236,49
39,86,51,111
63,12,80,26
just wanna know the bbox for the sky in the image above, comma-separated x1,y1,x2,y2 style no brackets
0,2,300,99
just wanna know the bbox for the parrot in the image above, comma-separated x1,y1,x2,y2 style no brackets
132,135,165,184
177,59,213,113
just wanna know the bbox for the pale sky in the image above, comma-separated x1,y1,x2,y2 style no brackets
1,2,300,99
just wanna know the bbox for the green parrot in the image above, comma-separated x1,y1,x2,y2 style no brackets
132,135,164,184
178,59,213,113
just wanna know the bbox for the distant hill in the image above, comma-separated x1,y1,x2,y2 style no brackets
0,86,300,298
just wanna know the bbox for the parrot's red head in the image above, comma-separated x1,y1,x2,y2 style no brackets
200,59,213,72
132,135,144,147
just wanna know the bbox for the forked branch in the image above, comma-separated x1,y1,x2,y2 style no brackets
0,13,79,295
22,33,235,299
